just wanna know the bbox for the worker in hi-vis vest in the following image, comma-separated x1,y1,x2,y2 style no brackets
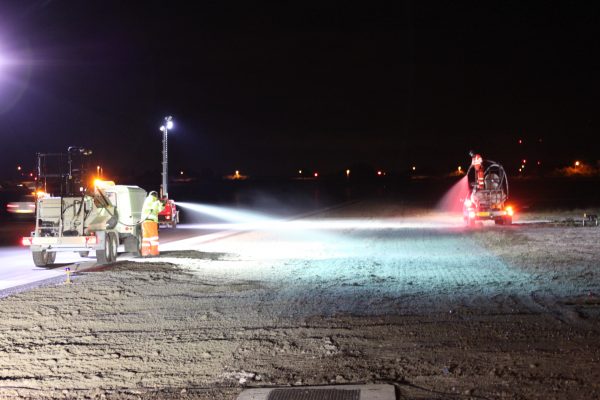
140,191,164,256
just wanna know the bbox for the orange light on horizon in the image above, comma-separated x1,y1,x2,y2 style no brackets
575,161,581,167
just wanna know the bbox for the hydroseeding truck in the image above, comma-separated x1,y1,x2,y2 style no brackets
463,151,514,226
21,147,147,267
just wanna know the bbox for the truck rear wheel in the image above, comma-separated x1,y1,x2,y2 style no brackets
96,233,117,264
109,232,118,261
32,250,56,268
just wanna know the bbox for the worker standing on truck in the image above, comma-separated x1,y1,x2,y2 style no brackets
469,150,485,190
141,191,164,257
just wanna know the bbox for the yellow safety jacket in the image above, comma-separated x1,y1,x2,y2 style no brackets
141,195,165,223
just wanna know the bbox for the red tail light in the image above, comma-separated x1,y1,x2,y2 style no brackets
21,237,32,246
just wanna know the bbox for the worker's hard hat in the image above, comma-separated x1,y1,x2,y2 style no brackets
149,191,158,197
471,154,483,166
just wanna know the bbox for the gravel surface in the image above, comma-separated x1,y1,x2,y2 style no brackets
0,200,599,399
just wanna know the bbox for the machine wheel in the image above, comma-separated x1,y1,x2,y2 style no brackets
79,251,90,257
32,250,56,268
494,218,504,225
504,216,513,225
96,233,117,264
108,232,118,262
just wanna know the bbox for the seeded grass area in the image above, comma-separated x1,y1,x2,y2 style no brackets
0,201,599,399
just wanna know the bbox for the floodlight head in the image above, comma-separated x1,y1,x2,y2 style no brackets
160,115,174,131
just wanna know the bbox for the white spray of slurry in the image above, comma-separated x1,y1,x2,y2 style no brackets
436,175,470,214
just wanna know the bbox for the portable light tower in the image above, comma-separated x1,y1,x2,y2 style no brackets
159,115,174,198
157,116,180,228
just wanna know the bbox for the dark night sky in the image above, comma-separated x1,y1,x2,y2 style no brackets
0,1,598,178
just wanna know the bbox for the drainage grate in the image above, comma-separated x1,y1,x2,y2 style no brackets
268,389,361,400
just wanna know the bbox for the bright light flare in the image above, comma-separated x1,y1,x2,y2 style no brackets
178,218,463,232
176,201,465,233
505,206,514,216
176,202,276,224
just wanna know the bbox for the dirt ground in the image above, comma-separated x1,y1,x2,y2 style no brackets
1,200,599,399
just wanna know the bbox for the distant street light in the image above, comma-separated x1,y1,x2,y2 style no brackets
159,116,174,198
